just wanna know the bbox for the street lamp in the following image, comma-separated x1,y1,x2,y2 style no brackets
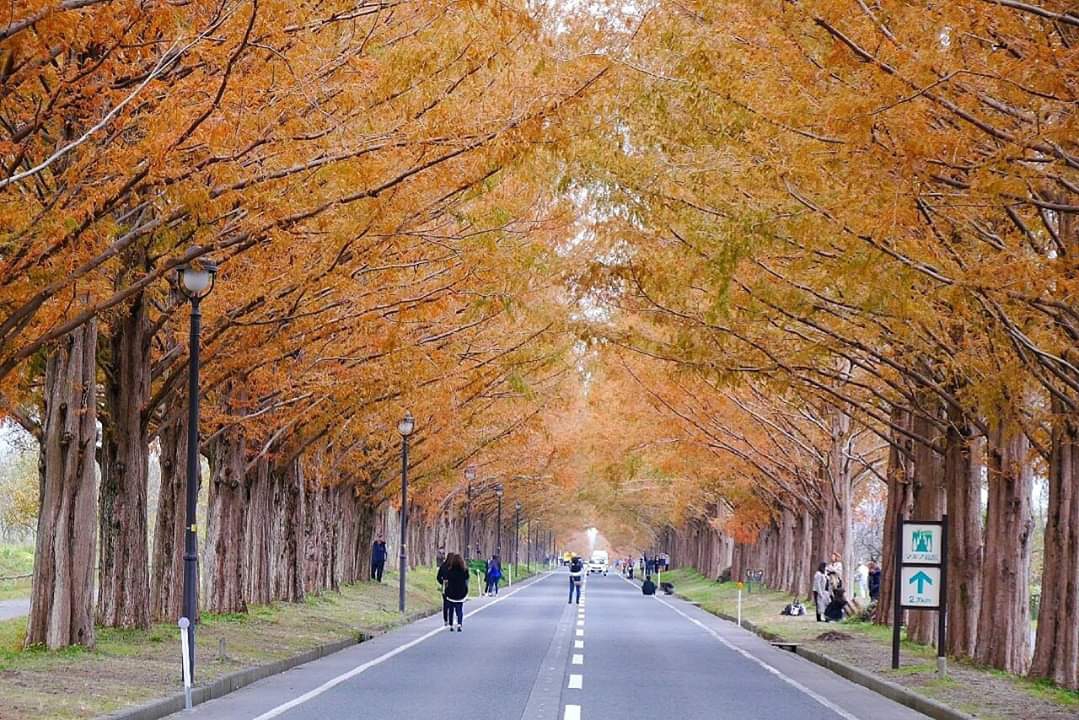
463,466,476,561
495,484,504,558
514,501,522,572
176,259,217,681
397,411,415,613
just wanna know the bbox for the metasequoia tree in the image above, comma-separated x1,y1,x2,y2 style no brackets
548,0,1076,682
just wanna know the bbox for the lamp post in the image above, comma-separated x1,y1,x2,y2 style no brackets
176,260,217,681
463,466,476,561
526,520,531,571
495,484,504,558
514,501,522,571
397,411,415,613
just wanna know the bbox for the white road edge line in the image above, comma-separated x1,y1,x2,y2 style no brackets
634,578,862,720
251,573,552,720
564,704,582,720
568,673,583,689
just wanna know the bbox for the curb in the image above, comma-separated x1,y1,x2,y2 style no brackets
794,647,976,720
98,608,435,720
661,584,976,720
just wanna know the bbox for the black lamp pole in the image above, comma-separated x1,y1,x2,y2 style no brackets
463,467,475,562
397,411,414,613
495,486,503,558
177,261,216,682
182,295,201,678
514,501,521,571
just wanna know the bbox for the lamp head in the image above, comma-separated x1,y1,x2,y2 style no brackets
177,259,218,300
465,465,477,482
495,484,503,498
397,411,415,437
516,501,522,511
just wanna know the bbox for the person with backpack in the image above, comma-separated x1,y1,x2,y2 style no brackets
568,555,584,604
439,553,469,632
485,555,502,595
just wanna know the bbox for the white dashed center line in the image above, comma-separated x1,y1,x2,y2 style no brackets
564,705,581,720
568,673,583,689
572,653,584,665
576,629,584,636
574,640,584,649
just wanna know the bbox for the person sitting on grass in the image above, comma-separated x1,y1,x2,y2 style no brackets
642,575,657,596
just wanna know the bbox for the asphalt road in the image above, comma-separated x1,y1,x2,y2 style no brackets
170,571,931,720
0,598,29,621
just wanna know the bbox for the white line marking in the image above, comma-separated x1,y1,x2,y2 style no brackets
251,574,550,719
574,640,584,649
576,629,584,636
564,705,581,720
649,590,862,720
568,673,583,689
576,619,584,626
572,653,584,665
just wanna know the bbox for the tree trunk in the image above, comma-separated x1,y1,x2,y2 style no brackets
97,294,151,629
975,418,1034,673
150,395,186,622
943,411,983,658
244,455,274,606
273,457,305,602
877,406,914,625
1031,406,1079,689
26,320,98,649
204,423,247,614
907,397,943,646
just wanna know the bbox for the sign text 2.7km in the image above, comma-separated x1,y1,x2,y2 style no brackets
899,566,941,608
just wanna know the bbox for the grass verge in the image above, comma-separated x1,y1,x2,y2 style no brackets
662,568,1078,720
0,568,442,720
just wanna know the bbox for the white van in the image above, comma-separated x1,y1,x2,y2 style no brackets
587,550,609,575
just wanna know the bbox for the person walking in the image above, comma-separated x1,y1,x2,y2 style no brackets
436,555,453,626
371,535,387,582
485,555,502,596
812,562,830,622
568,555,584,604
440,553,469,632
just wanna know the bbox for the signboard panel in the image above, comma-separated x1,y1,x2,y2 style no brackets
900,566,942,609
902,522,943,565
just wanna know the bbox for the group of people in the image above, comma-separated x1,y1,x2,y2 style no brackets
612,553,669,579
811,552,882,622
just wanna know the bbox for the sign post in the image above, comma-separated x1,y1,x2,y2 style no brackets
736,581,744,628
178,617,193,710
892,516,948,674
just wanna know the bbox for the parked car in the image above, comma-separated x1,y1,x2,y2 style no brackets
587,550,609,575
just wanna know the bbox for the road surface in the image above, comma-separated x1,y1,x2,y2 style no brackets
170,571,929,720
0,598,29,621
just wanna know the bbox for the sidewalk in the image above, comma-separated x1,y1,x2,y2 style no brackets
660,569,1078,720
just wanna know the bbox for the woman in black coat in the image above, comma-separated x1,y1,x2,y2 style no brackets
439,553,470,632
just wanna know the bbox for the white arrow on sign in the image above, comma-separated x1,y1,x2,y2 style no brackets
900,566,941,608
